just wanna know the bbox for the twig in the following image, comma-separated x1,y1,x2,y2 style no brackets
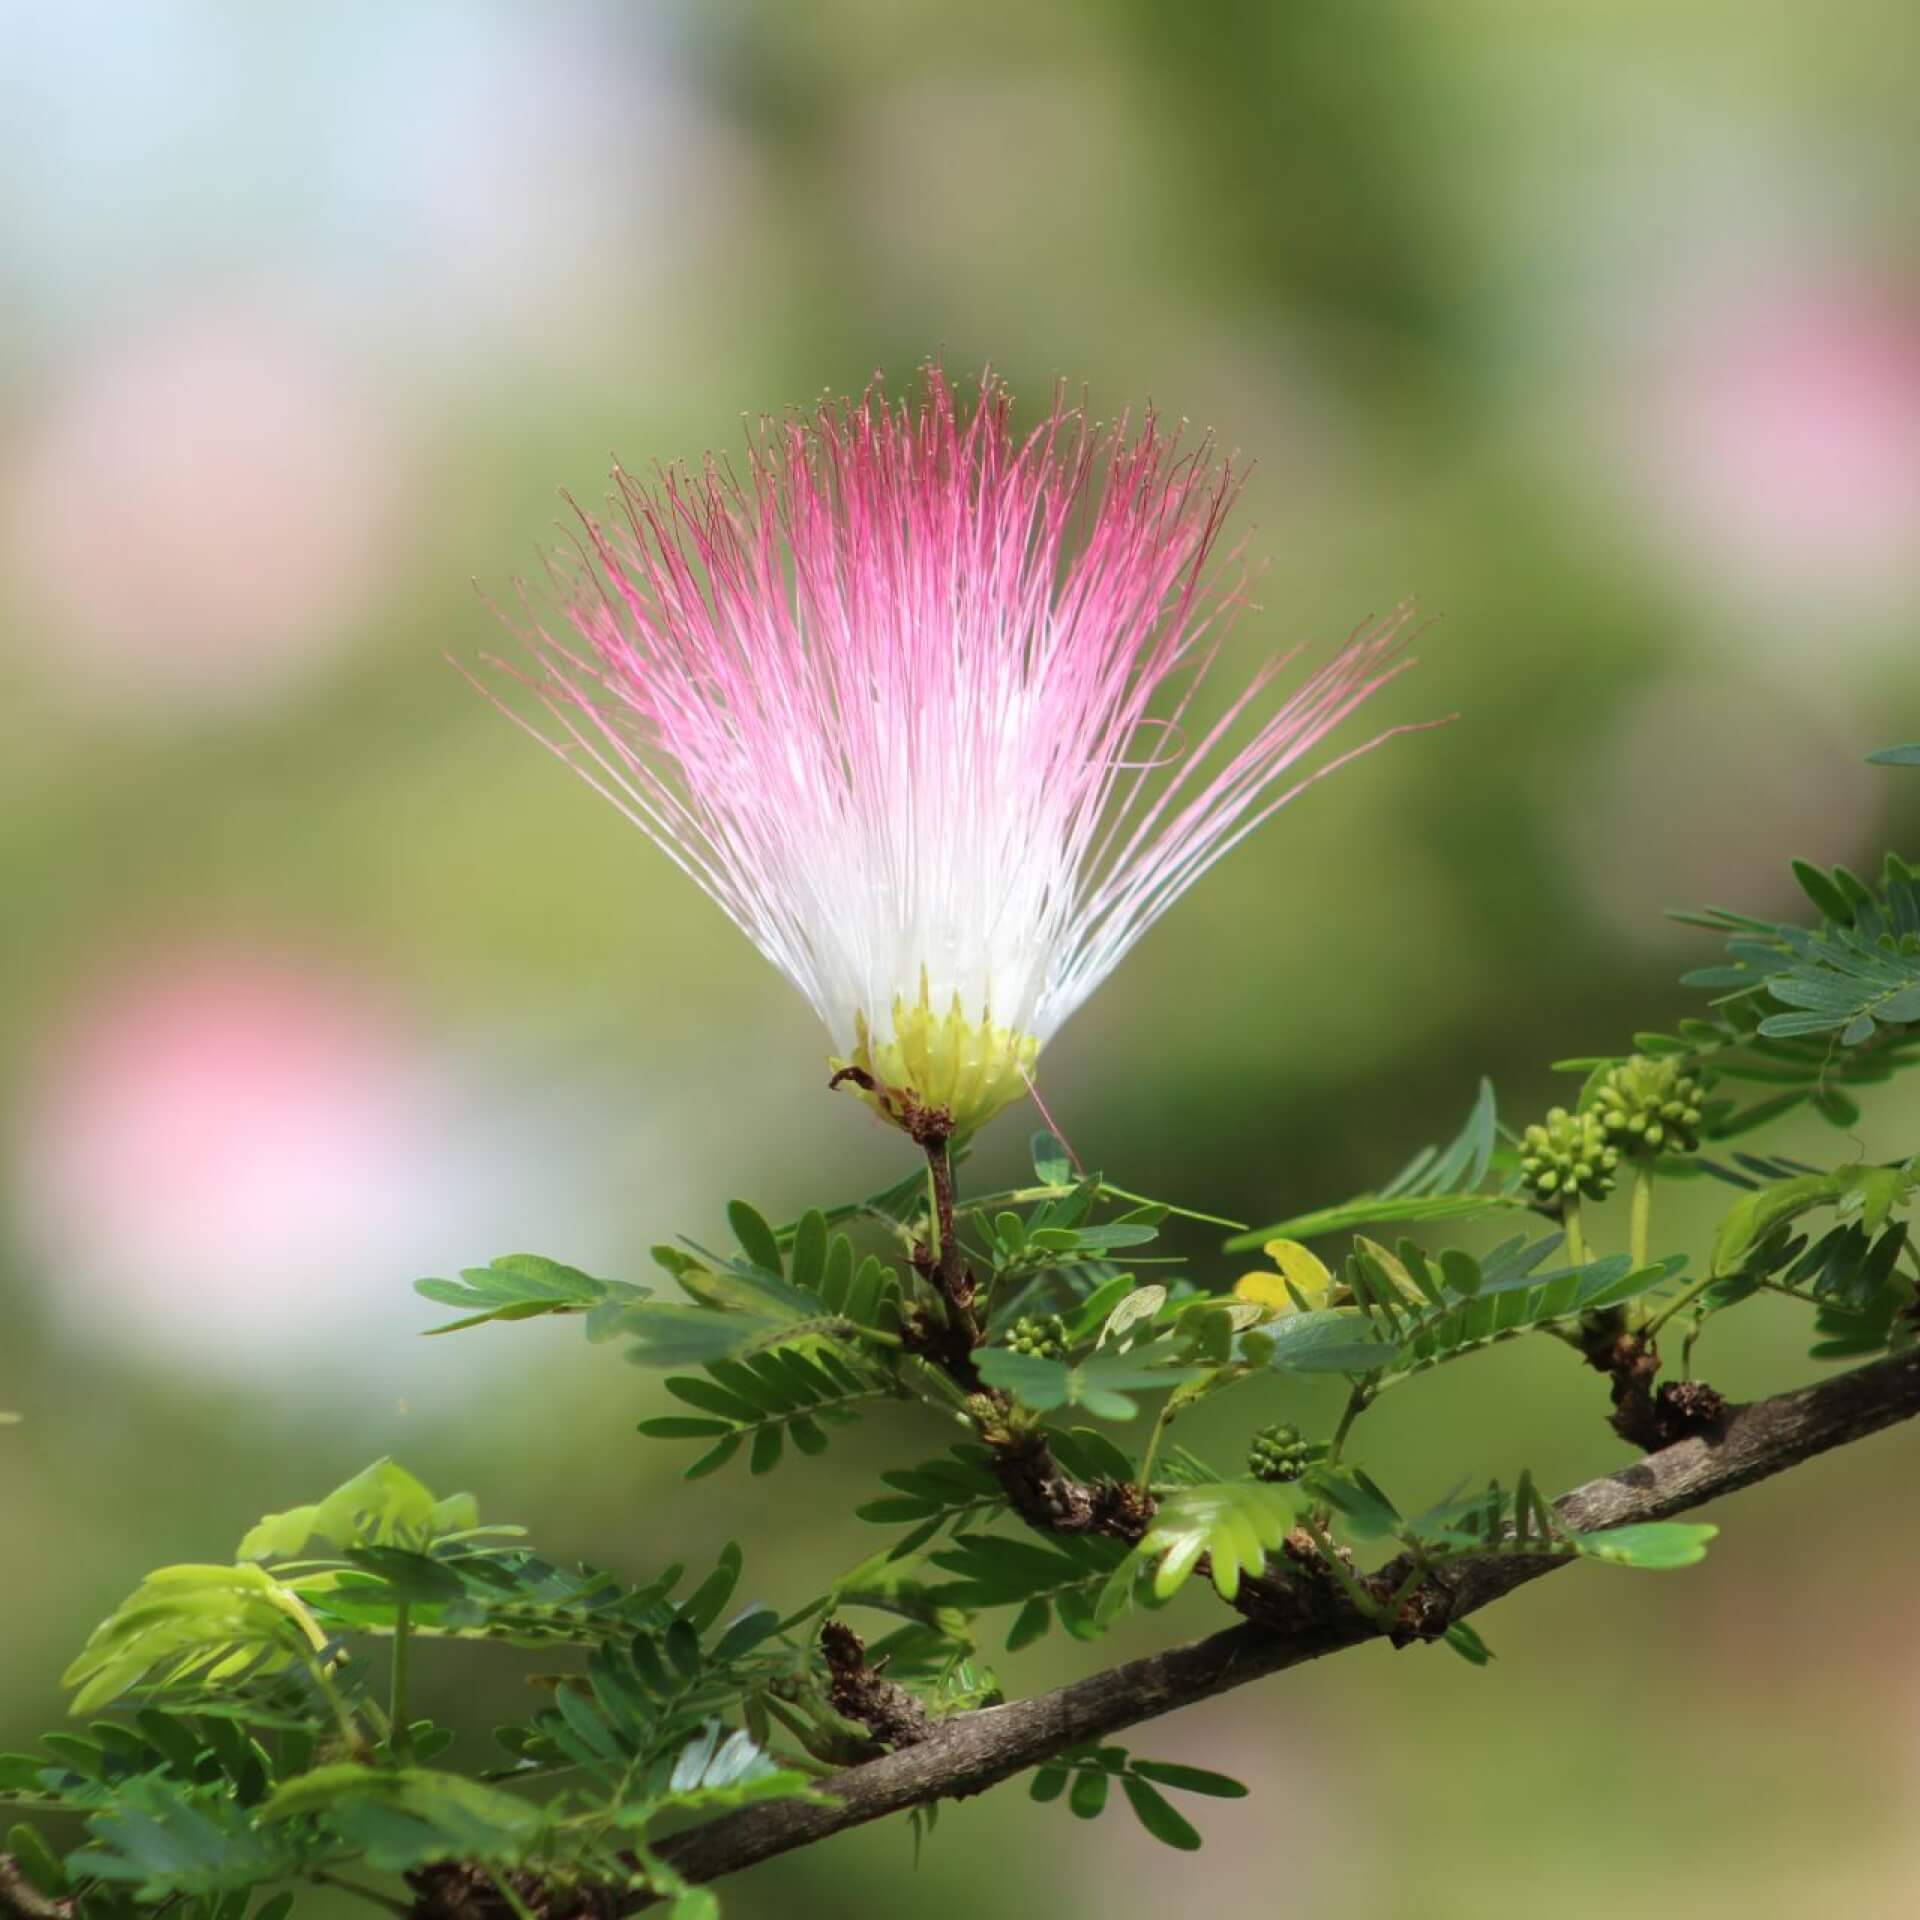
0,1858,75,1920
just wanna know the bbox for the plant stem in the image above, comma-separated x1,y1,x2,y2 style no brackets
1298,1515,1385,1622
1629,1167,1653,1269
389,1601,413,1760
487,1875,540,1920
1642,1269,1720,1341
302,1652,365,1753
921,1135,979,1341
1325,1386,1371,1469
1136,1394,1186,1494
1563,1198,1587,1266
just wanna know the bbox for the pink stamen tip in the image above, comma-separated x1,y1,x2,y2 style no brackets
479,364,1434,1067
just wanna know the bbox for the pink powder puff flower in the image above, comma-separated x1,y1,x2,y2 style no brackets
481,367,1432,1135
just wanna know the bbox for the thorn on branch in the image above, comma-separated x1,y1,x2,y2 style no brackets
820,1620,933,1754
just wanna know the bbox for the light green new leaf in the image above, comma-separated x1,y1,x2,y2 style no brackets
62,1563,324,1713
413,1253,646,1336
1575,1523,1718,1570
1132,1482,1304,1602
239,1459,477,1561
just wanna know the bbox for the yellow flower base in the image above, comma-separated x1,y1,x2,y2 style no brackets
832,982,1040,1135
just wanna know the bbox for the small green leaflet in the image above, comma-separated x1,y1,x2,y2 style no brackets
414,1253,647,1338
1119,1481,1304,1603
1029,1743,1247,1852
637,1347,897,1480
238,1458,479,1560
68,1777,304,1897
1576,1523,1717,1569
974,1347,1207,1420
1710,1161,1915,1274
1261,1309,1393,1375
1227,1079,1521,1248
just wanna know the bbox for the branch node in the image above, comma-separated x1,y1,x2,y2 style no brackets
821,1620,933,1754
1579,1317,1724,1450
0,1859,76,1920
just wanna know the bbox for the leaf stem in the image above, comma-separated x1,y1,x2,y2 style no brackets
921,1135,980,1343
1642,1269,1721,1341
301,1651,366,1753
1298,1515,1385,1622
1136,1391,1190,1494
487,1872,541,1920
1325,1385,1372,1469
1563,1199,1588,1266
1629,1167,1653,1270
389,1600,413,1761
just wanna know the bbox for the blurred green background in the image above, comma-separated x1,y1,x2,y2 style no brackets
5,4,1920,1916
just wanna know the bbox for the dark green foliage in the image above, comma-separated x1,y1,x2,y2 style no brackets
926,1532,1136,1647
637,1348,899,1480
852,1446,1009,1561
1379,1240,1681,1372
1666,852,1920,1075
1029,1743,1247,1852
9,1463,831,1920
1286,1234,1680,1378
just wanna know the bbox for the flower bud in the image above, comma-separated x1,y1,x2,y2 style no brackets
1518,1105,1619,1213
1594,1055,1707,1158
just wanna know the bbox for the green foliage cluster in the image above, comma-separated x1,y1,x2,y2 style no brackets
8,751,1920,1919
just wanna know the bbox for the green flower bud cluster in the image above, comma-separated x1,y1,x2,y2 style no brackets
1248,1422,1312,1484
1594,1055,1707,1158
1007,1313,1070,1362
1518,1106,1618,1214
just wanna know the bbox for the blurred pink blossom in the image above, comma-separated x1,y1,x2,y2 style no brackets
4,308,407,724
1636,283,1920,612
10,948,618,1381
